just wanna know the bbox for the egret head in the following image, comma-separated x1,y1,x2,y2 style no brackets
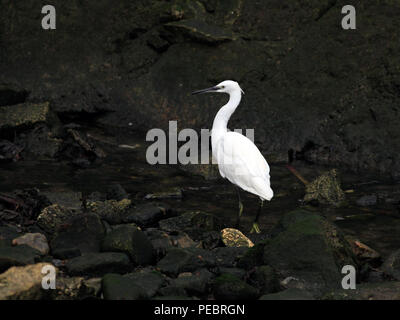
192,80,244,96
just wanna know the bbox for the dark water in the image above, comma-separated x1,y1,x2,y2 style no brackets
1,126,399,259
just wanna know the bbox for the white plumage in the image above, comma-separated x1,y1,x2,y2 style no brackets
193,80,273,233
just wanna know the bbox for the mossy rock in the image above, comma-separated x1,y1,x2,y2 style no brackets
213,273,259,300
263,209,358,296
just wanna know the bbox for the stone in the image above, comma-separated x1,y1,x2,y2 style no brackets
248,265,280,294
124,203,171,226
157,247,216,276
101,226,155,266
37,204,77,236
86,198,132,224
221,228,254,247
124,269,165,298
262,209,358,296
381,249,400,280
65,252,131,276
0,102,52,130
213,274,259,300
12,233,49,255
0,263,56,300
169,269,215,296
102,273,147,300
0,245,41,272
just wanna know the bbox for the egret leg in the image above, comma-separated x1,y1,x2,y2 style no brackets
250,200,264,234
235,186,244,228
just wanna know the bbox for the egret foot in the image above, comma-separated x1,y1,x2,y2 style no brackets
250,222,261,234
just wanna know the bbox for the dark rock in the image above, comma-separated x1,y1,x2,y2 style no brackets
356,195,378,206
101,226,155,266
169,269,215,296
65,252,131,276
0,245,42,272
102,273,147,300
263,209,358,296
200,230,222,250
157,247,216,277
37,204,77,236
248,265,280,294
236,241,268,270
0,225,20,247
0,263,54,300
124,203,171,227
217,267,247,280
260,288,315,300
86,198,132,224
124,269,165,298
159,211,223,240
52,248,81,260
157,285,187,298
212,247,248,267
213,274,259,300
42,191,82,210
381,249,400,280
106,184,129,201
0,140,23,162
50,212,105,254
145,229,173,259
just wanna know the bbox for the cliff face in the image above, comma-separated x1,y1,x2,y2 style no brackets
1,0,399,178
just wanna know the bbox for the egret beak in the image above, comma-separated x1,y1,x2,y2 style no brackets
191,86,219,95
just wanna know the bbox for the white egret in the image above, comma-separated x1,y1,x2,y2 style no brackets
192,80,273,233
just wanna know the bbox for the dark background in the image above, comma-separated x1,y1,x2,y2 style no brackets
1,0,399,178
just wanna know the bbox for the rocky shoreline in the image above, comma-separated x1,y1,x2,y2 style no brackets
1,183,400,300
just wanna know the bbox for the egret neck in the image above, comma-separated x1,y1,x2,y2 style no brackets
211,89,242,159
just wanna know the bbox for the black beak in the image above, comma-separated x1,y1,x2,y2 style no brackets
191,86,219,95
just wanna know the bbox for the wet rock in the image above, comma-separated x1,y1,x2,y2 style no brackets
1,189,51,226
304,169,346,206
49,212,105,254
170,232,199,249
64,128,106,160
200,230,223,250
86,198,132,224
260,288,315,300
236,241,268,270
37,204,77,236
381,249,400,280
51,276,96,300
159,211,223,240
0,245,42,272
345,236,381,265
16,123,63,159
124,269,165,298
42,191,82,210
217,267,246,279
52,247,81,260
65,252,131,276
0,225,20,247
169,269,215,296
101,226,155,266
157,247,216,277
124,203,172,227
144,188,183,200
212,247,248,267
248,265,280,294
12,233,49,255
262,209,358,296
0,140,23,162
102,273,147,300
0,102,52,131
0,263,55,300
356,195,378,206
323,282,400,300
106,183,129,201
145,229,174,258
221,228,254,248
213,274,259,300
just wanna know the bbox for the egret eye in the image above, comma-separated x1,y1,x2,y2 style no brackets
221,86,225,89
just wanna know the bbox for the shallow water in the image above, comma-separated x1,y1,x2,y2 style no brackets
1,126,399,259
